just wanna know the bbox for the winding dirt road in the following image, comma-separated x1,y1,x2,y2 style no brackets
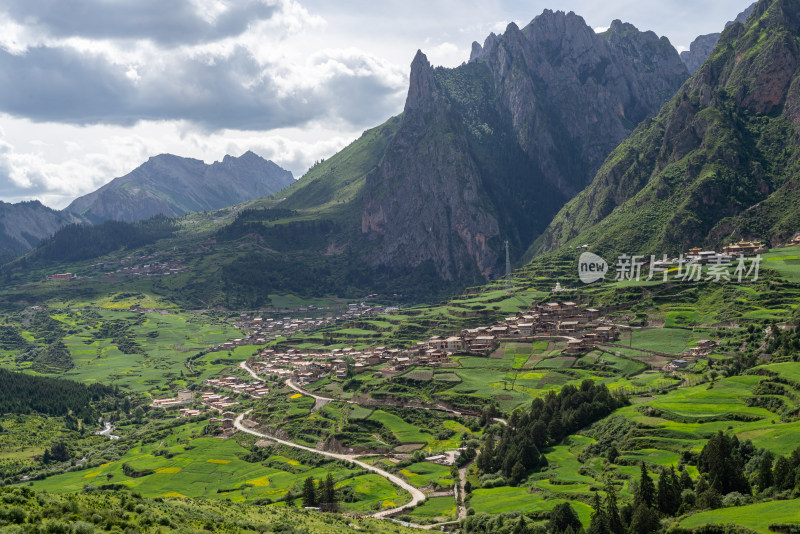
233,411,426,518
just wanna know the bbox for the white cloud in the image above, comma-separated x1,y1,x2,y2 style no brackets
0,115,364,208
425,42,468,68
0,0,757,209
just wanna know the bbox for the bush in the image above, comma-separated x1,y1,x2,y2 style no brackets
72,521,95,534
721,492,747,507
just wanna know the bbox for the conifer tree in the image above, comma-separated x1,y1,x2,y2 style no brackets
587,491,609,534
322,473,336,505
302,477,317,507
627,503,660,534
657,467,681,516
757,453,774,491
604,479,624,534
635,462,655,509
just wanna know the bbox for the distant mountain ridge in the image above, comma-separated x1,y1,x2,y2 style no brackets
535,0,800,258
680,3,757,74
66,151,294,224
0,152,294,261
0,201,85,260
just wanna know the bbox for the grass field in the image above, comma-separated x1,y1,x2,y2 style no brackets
368,410,433,444
470,486,593,524
4,307,247,392
679,498,800,533
630,328,693,355
28,421,405,513
404,496,457,521
399,462,454,488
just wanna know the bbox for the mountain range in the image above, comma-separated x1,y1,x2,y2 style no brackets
5,1,792,308
191,9,689,298
535,0,800,258
0,201,84,261
0,152,294,259
360,13,687,281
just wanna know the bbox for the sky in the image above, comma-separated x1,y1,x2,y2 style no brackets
0,0,755,209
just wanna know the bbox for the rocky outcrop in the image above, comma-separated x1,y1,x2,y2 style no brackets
361,10,687,281
680,3,756,74
67,151,294,224
536,0,800,257
0,201,85,259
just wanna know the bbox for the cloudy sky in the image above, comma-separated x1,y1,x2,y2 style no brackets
0,0,754,209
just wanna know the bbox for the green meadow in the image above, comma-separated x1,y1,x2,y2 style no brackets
29,421,406,513
679,498,800,533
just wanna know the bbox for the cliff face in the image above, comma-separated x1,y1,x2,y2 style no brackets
680,3,757,74
361,10,687,281
536,0,800,258
67,151,294,224
0,201,85,259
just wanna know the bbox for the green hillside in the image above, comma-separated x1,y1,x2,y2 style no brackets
534,0,800,259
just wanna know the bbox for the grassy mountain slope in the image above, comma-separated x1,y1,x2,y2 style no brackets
533,0,800,259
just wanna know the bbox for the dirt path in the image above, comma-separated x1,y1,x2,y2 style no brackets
285,378,336,411
233,411,426,519
239,360,264,382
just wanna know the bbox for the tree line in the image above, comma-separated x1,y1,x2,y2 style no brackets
23,215,177,265
477,380,627,483
0,368,117,417
301,473,339,511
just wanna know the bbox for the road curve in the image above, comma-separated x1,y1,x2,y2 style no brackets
233,411,426,518
239,360,264,382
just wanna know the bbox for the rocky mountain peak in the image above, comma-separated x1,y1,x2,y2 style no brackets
66,152,294,224
680,2,757,74
360,9,688,282
536,0,800,258
405,50,437,111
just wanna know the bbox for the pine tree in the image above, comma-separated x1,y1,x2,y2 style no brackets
510,460,526,485
587,491,609,534
321,473,336,506
757,453,774,491
679,466,693,490
513,515,527,534
548,502,582,534
604,479,624,534
635,462,655,509
302,477,317,507
627,503,660,534
657,467,680,516
774,456,792,490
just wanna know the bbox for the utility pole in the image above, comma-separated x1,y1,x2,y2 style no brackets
505,240,512,291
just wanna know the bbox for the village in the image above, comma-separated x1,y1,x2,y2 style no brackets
244,300,624,385
208,302,405,352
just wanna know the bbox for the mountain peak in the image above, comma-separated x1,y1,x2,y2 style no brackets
405,50,437,111
66,153,294,224
680,2,758,74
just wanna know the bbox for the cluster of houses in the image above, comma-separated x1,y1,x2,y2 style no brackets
252,346,414,384
236,316,335,342
204,376,269,398
664,339,718,372
151,389,194,409
102,259,187,279
200,391,239,411
244,302,625,385
679,240,767,264
234,302,401,344
47,273,75,281
418,302,615,358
